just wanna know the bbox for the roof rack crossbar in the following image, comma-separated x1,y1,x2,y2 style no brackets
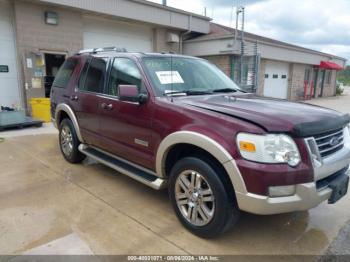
77,47,127,55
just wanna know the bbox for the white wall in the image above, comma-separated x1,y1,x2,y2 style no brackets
0,0,20,108
83,16,153,52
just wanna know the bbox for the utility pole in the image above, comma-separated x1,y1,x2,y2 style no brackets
234,6,245,86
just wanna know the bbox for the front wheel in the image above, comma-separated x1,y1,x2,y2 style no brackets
169,157,240,238
59,118,86,163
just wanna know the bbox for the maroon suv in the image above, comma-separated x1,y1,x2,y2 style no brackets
51,48,350,238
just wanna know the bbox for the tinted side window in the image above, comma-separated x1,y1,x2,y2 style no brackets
78,58,91,90
107,58,145,96
81,57,107,93
52,59,77,88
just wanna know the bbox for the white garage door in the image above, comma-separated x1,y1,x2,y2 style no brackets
0,0,20,108
83,17,153,52
263,61,289,99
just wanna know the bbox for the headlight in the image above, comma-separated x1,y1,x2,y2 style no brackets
237,133,301,166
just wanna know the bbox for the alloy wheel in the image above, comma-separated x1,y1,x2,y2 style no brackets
175,170,215,226
60,125,73,157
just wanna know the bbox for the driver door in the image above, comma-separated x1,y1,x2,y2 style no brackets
98,57,155,170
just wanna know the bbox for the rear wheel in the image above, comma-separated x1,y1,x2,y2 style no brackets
169,157,240,238
59,118,85,163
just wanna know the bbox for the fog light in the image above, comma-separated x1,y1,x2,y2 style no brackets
269,185,296,197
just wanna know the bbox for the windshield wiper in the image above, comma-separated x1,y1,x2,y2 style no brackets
164,90,213,96
212,88,239,93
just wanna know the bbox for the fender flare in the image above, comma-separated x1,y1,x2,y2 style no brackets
155,131,247,194
54,103,84,143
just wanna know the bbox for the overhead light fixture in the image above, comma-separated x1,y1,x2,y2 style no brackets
45,11,59,25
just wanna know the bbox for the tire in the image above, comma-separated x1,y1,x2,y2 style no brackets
169,157,240,238
59,118,86,164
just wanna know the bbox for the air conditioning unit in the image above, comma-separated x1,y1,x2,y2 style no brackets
167,33,180,43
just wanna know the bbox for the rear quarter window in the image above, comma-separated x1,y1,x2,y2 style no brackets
52,58,77,88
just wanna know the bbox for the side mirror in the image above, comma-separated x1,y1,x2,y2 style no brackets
118,85,148,104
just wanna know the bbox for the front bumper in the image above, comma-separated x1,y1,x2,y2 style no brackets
236,167,349,215
235,144,350,215
236,182,333,215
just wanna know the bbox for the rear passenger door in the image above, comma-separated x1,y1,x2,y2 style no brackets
70,56,108,146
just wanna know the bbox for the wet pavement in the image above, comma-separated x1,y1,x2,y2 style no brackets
0,91,349,255
1,137,349,256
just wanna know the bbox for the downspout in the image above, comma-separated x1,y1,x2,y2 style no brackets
179,15,192,54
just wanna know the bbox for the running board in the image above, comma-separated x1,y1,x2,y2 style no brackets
78,144,167,190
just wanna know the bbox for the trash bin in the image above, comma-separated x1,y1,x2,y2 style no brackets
29,98,51,122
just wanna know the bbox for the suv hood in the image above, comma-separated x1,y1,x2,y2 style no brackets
179,93,350,137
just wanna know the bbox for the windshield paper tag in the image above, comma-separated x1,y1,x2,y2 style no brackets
156,71,184,85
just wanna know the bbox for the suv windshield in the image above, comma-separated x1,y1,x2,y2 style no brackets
142,57,241,96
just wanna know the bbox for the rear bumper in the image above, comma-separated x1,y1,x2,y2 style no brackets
236,166,349,215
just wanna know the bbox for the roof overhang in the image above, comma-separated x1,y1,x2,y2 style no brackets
185,34,347,62
36,0,211,33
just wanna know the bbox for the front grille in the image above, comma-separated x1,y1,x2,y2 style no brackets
314,128,345,158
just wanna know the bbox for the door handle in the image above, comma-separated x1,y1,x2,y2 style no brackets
101,103,113,110
70,95,78,101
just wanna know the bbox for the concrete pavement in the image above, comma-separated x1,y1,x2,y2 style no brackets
0,92,350,255
306,86,350,114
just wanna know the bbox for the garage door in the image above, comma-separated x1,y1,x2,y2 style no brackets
0,0,20,108
263,61,289,99
83,17,153,52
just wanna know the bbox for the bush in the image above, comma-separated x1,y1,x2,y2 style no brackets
336,84,344,96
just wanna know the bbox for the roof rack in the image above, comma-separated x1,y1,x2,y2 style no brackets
77,47,127,55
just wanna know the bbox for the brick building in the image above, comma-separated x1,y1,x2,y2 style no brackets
0,0,209,109
0,0,347,111
183,23,346,101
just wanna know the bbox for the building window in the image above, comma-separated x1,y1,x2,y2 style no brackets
265,74,269,79
304,68,311,82
281,75,287,79
272,74,278,79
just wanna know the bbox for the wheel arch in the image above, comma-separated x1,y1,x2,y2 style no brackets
156,131,247,194
55,103,84,143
